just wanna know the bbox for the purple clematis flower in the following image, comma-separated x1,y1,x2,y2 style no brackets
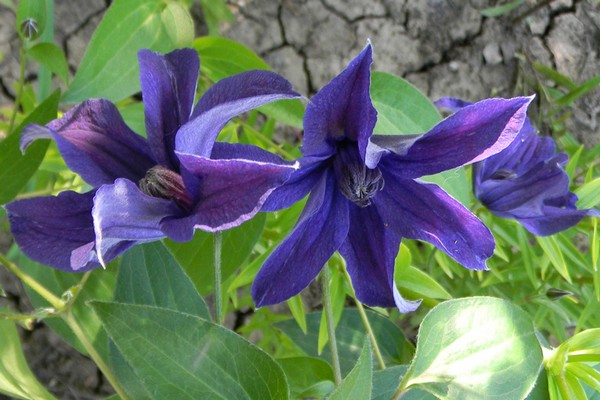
6,48,300,271
251,44,533,312
437,97,598,236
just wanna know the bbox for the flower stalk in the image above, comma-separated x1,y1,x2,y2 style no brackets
0,252,63,309
321,264,342,386
213,231,223,324
355,300,387,369
8,46,27,134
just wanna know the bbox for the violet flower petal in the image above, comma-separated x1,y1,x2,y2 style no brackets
139,48,199,169
377,174,494,271
251,172,350,307
339,203,421,312
5,191,103,272
261,156,330,212
176,70,301,158
160,151,297,240
21,99,155,186
302,43,376,160
92,178,181,266
380,96,533,178
519,206,599,236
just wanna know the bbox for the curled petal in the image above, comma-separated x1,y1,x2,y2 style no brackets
5,191,103,272
339,204,421,313
302,42,376,160
519,206,599,236
251,172,350,307
161,151,297,239
176,70,301,157
21,100,155,186
384,96,534,179
92,179,180,266
139,48,199,169
476,154,571,214
377,173,494,271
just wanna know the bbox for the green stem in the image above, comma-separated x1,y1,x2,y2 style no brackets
37,0,54,101
321,265,342,386
237,120,296,160
339,261,387,369
63,313,129,400
355,300,387,369
213,231,223,324
0,253,63,309
8,46,27,134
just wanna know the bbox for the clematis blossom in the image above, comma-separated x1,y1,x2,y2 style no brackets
6,48,300,271
251,44,533,312
437,97,599,236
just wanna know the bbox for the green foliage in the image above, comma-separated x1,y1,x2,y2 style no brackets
400,297,543,400
26,43,69,85
0,317,58,400
92,302,290,400
0,90,58,204
277,357,334,399
63,0,194,103
276,309,414,376
329,339,373,400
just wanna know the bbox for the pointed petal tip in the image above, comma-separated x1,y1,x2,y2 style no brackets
20,123,52,153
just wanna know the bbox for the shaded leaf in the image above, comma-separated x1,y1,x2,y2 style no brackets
277,356,334,399
276,308,414,376
27,43,69,84
0,90,59,204
92,302,290,399
329,338,372,400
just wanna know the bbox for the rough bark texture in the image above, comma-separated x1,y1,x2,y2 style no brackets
0,0,599,398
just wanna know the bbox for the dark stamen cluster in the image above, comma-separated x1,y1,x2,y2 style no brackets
139,165,193,211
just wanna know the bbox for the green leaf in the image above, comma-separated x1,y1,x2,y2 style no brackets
403,297,543,400
555,74,600,107
395,266,452,301
537,236,572,283
370,71,441,135
63,0,193,103
0,90,59,204
329,339,373,400
276,308,414,376
287,294,307,334
110,241,210,399
0,317,58,400
533,63,577,91
198,0,233,35
372,366,436,400
165,214,265,295
480,0,524,17
193,36,305,128
92,302,290,399
421,167,471,207
27,43,69,84
114,241,210,318
16,250,117,359
575,177,600,209
277,356,334,399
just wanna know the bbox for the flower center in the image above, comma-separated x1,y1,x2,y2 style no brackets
489,168,517,180
139,166,193,211
334,143,384,207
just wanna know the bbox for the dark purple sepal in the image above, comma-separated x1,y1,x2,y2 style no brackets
21,99,155,186
5,191,103,272
385,96,534,179
138,48,199,169
302,43,376,160
339,203,421,313
377,174,494,271
251,172,350,307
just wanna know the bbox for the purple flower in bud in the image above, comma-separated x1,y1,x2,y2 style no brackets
251,43,533,312
6,48,300,271
436,97,598,236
